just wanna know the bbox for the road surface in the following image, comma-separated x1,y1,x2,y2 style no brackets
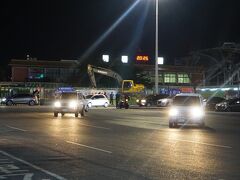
0,106,240,179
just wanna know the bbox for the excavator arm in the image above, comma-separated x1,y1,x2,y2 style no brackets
87,64,123,88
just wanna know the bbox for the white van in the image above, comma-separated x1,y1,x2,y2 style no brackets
168,93,205,128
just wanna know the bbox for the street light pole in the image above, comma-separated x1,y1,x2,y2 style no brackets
155,0,159,95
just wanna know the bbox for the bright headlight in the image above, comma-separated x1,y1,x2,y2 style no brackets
190,106,204,118
2,98,6,102
54,101,61,108
136,99,139,103
169,108,178,116
162,99,167,103
69,101,77,108
141,99,146,103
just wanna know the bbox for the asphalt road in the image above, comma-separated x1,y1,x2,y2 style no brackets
0,106,240,180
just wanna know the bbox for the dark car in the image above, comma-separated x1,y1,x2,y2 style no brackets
136,94,169,107
205,97,225,110
2,94,38,106
215,98,240,112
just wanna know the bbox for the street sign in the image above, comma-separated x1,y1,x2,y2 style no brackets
136,55,149,62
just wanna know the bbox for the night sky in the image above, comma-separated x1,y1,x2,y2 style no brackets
0,0,240,69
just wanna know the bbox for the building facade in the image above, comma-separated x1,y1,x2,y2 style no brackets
135,64,205,94
9,59,80,84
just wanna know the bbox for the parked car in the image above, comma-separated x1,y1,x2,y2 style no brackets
2,94,38,106
215,98,240,112
169,93,205,128
157,95,174,107
205,97,225,110
136,94,169,107
53,91,87,117
86,94,109,108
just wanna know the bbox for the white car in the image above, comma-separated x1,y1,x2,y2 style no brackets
168,93,205,128
86,94,109,108
157,96,173,107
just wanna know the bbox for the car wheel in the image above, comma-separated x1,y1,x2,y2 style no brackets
87,103,92,108
29,100,35,106
104,102,108,108
54,112,58,117
81,108,86,117
146,103,151,107
75,112,79,117
6,100,13,106
61,113,65,116
226,107,231,112
85,105,89,112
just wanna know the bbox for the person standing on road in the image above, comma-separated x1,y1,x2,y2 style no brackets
115,92,120,108
110,92,114,105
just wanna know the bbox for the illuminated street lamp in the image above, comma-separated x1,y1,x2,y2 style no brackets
102,55,110,63
155,0,159,94
121,56,129,63
158,57,164,65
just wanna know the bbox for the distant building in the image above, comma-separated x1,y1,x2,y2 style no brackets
9,59,80,84
135,64,205,92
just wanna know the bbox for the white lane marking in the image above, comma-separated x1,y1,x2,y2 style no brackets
0,173,31,177
78,122,110,130
0,161,14,164
171,138,232,149
23,173,34,180
6,125,27,132
0,151,66,180
66,141,112,154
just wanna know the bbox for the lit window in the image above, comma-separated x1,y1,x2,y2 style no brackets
164,73,176,83
178,73,190,83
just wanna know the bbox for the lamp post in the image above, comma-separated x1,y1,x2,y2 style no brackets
155,0,159,95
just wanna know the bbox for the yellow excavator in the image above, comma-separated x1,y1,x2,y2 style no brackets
87,64,144,93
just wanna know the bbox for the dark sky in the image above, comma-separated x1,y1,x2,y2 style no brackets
0,0,240,67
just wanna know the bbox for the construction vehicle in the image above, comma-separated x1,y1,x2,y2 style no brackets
87,64,144,93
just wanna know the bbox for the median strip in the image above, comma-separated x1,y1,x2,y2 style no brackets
66,141,112,154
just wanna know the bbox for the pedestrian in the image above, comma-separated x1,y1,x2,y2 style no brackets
110,92,114,105
104,92,108,98
115,92,120,108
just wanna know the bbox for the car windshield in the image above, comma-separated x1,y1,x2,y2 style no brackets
85,95,93,99
173,96,200,106
61,93,77,100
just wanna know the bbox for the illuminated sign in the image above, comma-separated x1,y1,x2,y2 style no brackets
136,55,149,62
57,87,75,92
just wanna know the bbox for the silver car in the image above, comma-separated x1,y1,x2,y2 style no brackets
3,94,38,106
53,92,87,117
168,93,206,128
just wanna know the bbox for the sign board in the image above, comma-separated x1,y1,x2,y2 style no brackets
136,55,149,62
